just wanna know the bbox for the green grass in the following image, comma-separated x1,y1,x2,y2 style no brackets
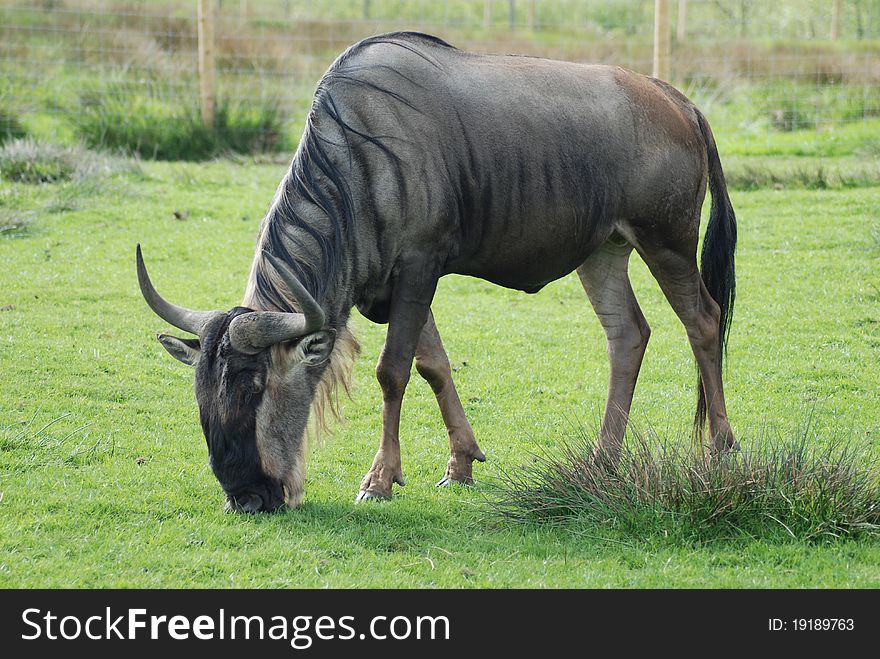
75,79,289,160
718,118,880,158
0,138,137,184
491,424,880,541
0,154,878,587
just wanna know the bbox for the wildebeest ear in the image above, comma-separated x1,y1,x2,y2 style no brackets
157,333,201,366
295,330,335,366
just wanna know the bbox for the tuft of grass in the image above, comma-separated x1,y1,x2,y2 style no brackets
0,138,136,184
0,208,35,237
0,87,27,144
0,101,27,145
0,138,76,183
489,422,880,543
74,80,288,160
212,99,287,157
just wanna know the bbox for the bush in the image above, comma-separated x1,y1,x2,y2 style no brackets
489,422,880,542
74,80,288,160
0,138,137,184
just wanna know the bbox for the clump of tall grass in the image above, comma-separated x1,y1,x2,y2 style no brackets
0,138,137,184
0,96,27,144
75,80,287,160
489,422,880,542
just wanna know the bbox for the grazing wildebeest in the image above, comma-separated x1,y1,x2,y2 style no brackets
137,32,737,512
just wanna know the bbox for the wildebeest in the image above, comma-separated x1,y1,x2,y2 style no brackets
137,32,737,512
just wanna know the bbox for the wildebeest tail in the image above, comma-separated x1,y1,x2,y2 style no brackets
694,109,737,437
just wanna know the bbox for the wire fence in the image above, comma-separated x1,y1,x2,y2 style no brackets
2,0,879,158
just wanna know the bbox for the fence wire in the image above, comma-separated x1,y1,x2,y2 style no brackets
2,0,879,158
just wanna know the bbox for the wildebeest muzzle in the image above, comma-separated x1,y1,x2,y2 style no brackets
223,478,286,513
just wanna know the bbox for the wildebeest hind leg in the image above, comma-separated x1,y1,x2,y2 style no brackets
635,240,736,455
577,239,651,467
357,259,439,502
415,309,486,486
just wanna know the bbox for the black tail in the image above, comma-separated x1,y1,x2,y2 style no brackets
694,110,737,436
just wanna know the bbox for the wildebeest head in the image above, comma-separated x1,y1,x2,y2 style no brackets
136,246,334,513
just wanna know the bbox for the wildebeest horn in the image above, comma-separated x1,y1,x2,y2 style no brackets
136,244,222,337
227,252,325,354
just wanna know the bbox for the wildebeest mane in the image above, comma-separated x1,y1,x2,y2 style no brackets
250,31,449,315
247,33,452,440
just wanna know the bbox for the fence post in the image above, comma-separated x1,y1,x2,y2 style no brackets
239,0,247,23
677,0,687,42
653,0,671,80
484,0,492,28
508,0,515,29
831,0,841,39
197,0,216,128
528,0,536,31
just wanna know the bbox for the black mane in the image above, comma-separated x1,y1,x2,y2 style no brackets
251,32,448,314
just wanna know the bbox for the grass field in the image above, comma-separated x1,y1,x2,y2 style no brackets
1,117,879,587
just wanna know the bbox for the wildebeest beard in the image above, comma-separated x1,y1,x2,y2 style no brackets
195,306,285,510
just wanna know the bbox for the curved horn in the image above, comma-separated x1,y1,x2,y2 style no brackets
136,244,222,337
264,252,326,330
228,252,325,354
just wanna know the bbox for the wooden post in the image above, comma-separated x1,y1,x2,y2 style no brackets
677,0,687,42
197,0,216,128
528,0,536,31
831,0,841,39
484,0,492,28
653,0,671,80
508,0,515,29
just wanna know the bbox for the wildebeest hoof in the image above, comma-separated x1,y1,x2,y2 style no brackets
357,466,404,502
437,449,483,487
355,489,392,503
436,475,473,487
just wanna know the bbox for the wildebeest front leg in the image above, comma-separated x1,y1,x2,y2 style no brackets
356,261,438,502
415,310,486,486
577,239,651,467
